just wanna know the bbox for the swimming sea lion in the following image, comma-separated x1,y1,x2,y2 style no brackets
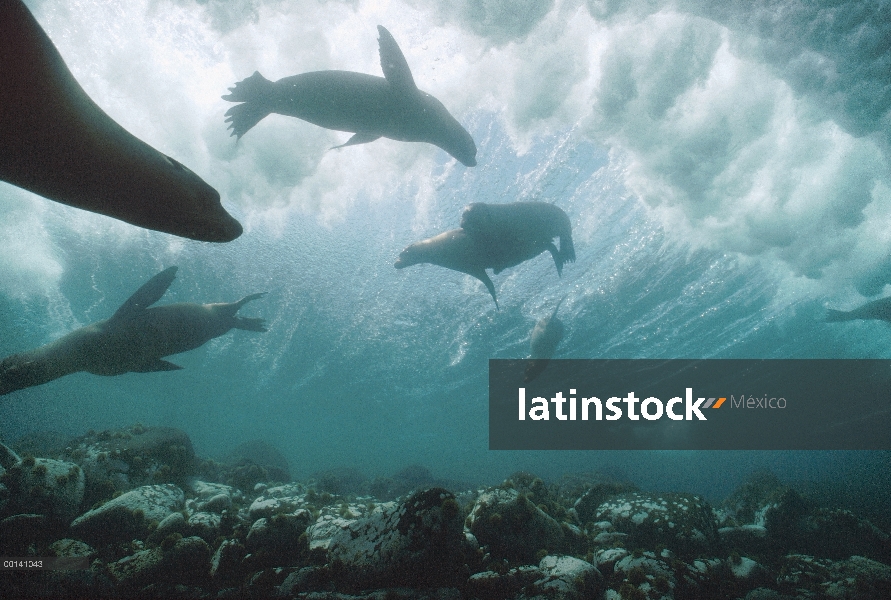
460,202,575,275
0,267,266,396
222,25,477,167
395,228,497,307
826,296,891,323
0,0,241,242
524,297,566,382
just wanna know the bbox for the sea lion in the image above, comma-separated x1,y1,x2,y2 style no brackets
0,0,241,242
395,228,497,307
524,297,566,382
222,25,477,167
460,202,575,276
0,267,266,396
826,296,891,323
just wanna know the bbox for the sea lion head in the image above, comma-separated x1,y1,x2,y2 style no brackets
394,242,423,269
418,93,477,167
153,155,243,242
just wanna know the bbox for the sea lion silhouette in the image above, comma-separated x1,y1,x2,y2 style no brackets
525,297,566,382
0,0,241,242
395,202,575,306
222,25,477,166
0,267,266,395
460,202,575,276
826,296,891,323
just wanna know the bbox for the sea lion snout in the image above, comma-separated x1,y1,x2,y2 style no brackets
394,247,416,269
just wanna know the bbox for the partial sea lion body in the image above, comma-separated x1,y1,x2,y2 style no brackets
826,296,891,323
394,228,497,305
0,267,265,395
223,26,477,166
460,202,575,275
525,299,566,382
0,0,241,242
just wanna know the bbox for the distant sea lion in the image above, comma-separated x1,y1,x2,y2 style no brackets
826,296,891,323
524,297,566,382
0,267,266,396
0,0,241,242
460,202,575,275
222,25,477,167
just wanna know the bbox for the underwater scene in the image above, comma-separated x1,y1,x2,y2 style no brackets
1,0,890,597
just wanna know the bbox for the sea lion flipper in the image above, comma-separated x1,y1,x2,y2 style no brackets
331,132,381,150
110,267,178,322
132,359,182,373
377,25,417,94
547,242,564,277
470,269,498,309
234,317,267,332
825,309,854,322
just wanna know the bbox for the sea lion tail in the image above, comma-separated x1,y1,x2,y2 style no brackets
222,72,274,139
825,308,854,322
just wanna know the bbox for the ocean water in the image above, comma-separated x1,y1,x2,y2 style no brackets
1,0,889,515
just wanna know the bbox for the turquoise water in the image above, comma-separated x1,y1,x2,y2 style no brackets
1,0,889,508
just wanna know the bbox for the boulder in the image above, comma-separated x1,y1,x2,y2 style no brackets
107,535,210,588
69,484,184,545
327,488,469,590
467,487,566,563
593,492,720,558
0,457,85,523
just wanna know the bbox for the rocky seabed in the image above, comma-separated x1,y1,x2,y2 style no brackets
1,426,889,599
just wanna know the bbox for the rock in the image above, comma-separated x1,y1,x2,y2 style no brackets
467,487,566,563
65,426,195,506
536,555,603,599
150,511,188,543
248,483,309,520
211,539,246,585
573,481,639,525
743,589,789,600
728,555,769,585
306,514,355,550
199,492,232,513
245,510,313,556
594,547,629,576
609,552,677,599
777,554,891,599
107,535,210,588
311,466,368,494
188,479,241,515
719,523,769,556
275,565,333,597
0,483,8,517
0,440,21,469
188,511,221,543
50,538,96,559
224,439,291,488
593,492,720,558
0,458,85,523
328,488,469,590
69,483,184,545
465,566,544,600
0,513,49,554
792,508,891,564
718,471,787,527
